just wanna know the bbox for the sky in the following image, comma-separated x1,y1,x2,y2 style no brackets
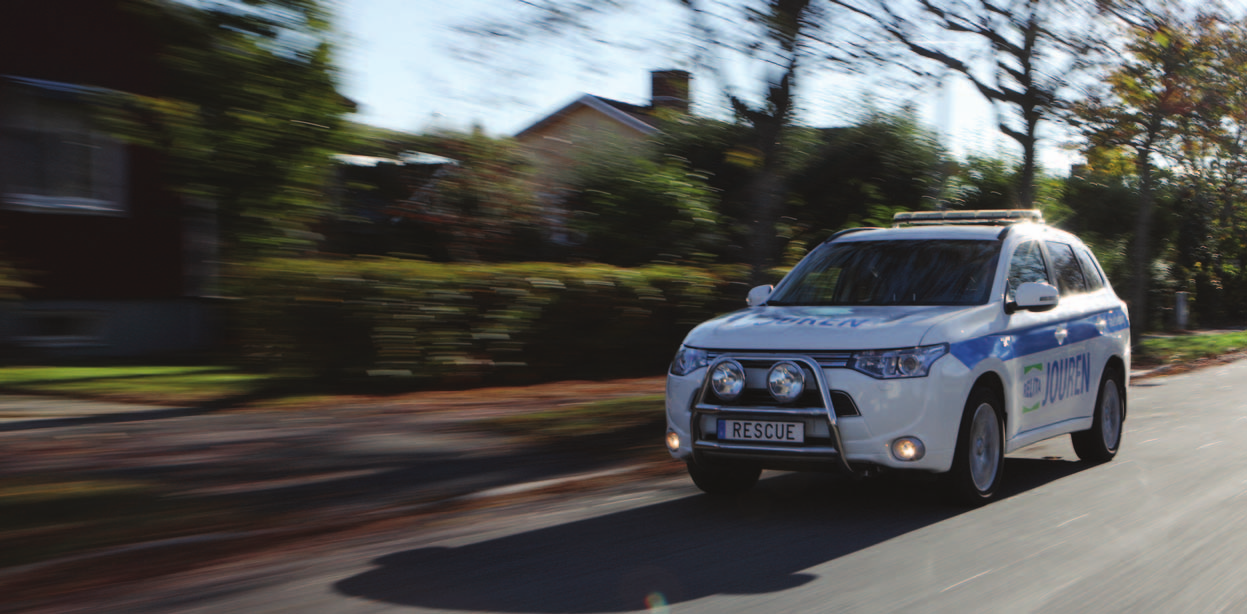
334,0,1079,173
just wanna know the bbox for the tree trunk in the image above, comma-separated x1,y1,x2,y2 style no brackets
741,67,797,287
1130,152,1156,341
1015,18,1040,211
1018,137,1037,209
747,166,784,286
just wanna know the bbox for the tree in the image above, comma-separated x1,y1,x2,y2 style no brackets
649,109,952,265
836,0,1109,209
948,156,1021,210
651,114,799,265
565,148,721,266
1060,166,1143,286
1069,8,1215,333
107,0,352,261
405,130,549,262
0,258,32,300
682,0,818,282
1174,16,1247,227
788,109,949,240
1172,15,1247,325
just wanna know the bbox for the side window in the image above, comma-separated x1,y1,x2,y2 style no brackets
1006,241,1049,302
1075,247,1106,292
1046,241,1088,296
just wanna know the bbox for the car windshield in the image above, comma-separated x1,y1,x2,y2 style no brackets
768,239,1000,306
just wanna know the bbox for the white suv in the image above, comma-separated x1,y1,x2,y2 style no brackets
665,210,1130,504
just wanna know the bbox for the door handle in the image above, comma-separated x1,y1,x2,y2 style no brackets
1054,327,1068,345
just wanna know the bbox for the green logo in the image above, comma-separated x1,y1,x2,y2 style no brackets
1023,363,1044,374
1022,403,1041,413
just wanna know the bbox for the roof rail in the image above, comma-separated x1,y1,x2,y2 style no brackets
823,226,881,242
892,209,1044,227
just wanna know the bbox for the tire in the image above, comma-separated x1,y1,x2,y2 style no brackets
947,386,1005,506
1071,367,1124,463
686,458,761,495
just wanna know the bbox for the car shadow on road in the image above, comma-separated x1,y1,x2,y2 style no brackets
335,456,1087,613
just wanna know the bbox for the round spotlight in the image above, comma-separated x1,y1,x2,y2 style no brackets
666,431,681,451
767,361,805,403
891,437,926,461
709,360,745,401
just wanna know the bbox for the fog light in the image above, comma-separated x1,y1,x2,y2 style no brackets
666,431,681,451
709,360,746,401
767,361,805,403
891,437,925,461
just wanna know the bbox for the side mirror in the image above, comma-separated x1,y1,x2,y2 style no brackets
1008,281,1059,313
746,284,773,307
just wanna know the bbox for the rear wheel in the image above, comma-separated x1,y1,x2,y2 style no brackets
1072,367,1124,463
947,386,1004,506
686,458,761,495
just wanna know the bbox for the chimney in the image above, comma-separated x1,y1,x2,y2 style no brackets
650,69,691,114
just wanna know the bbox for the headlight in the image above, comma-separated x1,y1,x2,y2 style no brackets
768,361,805,403
670,346,709,376
709,360,746,401
851,344,948,379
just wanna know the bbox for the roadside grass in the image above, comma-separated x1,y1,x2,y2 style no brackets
10,329,1247,409
483,394,667,454
0,476,247,568
1137,331,1247,366
0,366,271,405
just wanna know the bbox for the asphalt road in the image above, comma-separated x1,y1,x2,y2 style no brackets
57,359,1247,614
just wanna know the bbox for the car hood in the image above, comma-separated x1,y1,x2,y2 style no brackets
683,305,966,351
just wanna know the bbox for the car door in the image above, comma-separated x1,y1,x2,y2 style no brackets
1068,244,1123,419
1038,240,1098,427
1003,239,1071,437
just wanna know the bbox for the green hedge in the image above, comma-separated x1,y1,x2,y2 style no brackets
228,259,749,386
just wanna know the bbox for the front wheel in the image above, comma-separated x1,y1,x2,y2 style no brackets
1071,368,1124,463
947,387,1005,506
686,458,761,495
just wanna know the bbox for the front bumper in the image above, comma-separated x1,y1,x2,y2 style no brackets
666,353,971,473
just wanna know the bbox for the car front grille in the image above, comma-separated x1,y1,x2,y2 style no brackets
705,350,852,369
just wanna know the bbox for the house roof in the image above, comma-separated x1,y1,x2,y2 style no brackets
514,94,659,140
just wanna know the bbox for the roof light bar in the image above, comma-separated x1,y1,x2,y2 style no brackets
892,209,1044,227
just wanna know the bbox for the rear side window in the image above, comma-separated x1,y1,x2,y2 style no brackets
1045,241,1088,296
1006,241,1049,302
1074,248,1106,291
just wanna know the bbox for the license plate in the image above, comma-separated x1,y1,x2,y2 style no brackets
717,419,804,443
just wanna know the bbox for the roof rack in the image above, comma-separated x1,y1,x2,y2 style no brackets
892,209,1044,227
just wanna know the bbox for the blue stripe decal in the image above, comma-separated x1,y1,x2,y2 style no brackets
949,306,1128,369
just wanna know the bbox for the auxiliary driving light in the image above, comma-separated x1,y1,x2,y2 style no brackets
666,431,681,451
709,360,746,401
891,437,926,461
767,361,806,403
